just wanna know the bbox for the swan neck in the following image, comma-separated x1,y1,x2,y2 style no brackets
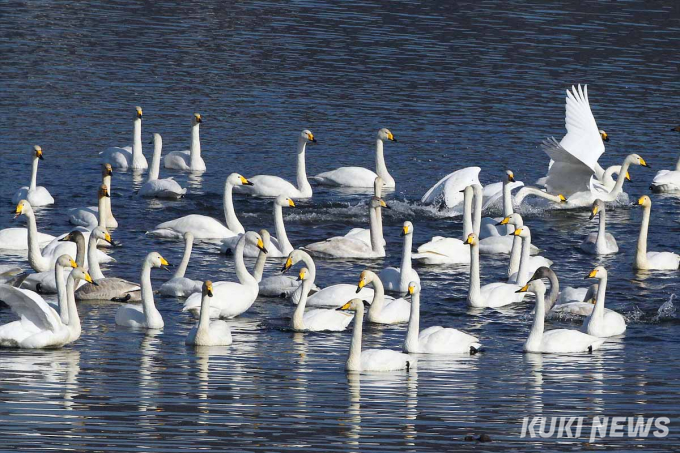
296,138,312,195
405,291,420,351
463,189,473,238
472,186,483,235
132,118,143,160
102,174,114,223
66,274,81,334
253,241,268,282
74,234,86,268
508,234,522,279
224,181,244,234
596,208,606,249
347,304,364,371
468,242,481,305
516,232,531,286
274,203,292,255
375,138,394,186
25,210,49,272
544,271,560,312
30,155,39,191
198,292,211,334
526,289,546,351
610,160,631,195
369,203,384,255
675,157,680,172
98,194,107,227
503,180,514,233
140,259,156,316
88,234,104,280
234,235,256,285
148,139,162,182
190,122,201,164
175,238,193,279
292,276,314,330
367,273,386,319
55,261,69,324
636,204,650,268
593,275,607,320
399,233,413,290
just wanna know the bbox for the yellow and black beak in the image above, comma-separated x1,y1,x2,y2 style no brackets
281,256,293,273
159,256,170,271
103,232,113,245
379,199,390,209
308,133,317,143
637,196,646,206
69,259,78,269
508,173,515,182
288,199,295,208
336,301,352,311
558,194,567,203
513,228,522,236
589,206,599,220
639,157,650,168
496,216,511,226
585,269,598,279
387,131,397,142
240,176,254,186
36,149,44,160
408,285,415,295
102,187,110,198
601,132,609,142
356,278,366,293
195,114,202,124
297,269,306,281
401,225,409,237
464,234,475,245
515,283,529,293
58,232,73,242
13,203,24,219
625,171,631,182
137,109,143,119
257,238,268,254
84,271,98,286
207,286,213,297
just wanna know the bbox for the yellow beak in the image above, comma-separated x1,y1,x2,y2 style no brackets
69,259,78,268
500,217,510,225
587,269,598,278
288,199,295,207
518,284,529,293
513,228,522,236
625,171,631,181
84,272,94,284
160,257,169,266
340,301,351,310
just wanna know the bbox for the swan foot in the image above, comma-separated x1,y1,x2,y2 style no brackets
588,345,593,354
470,346,479,355
406,361,411,372
36,283,44,294
111,294,132,303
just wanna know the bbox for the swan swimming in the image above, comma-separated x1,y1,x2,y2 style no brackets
12,145,54,207
649,126,680,193
528,267,602,319
291,267,354,332
115,252,169,329
582,266,627,337
100,106,148,170
234,130,315,198
158,232,202,298
580,199,618,255
420,166,481,209
68,164,118,229
500,214,552,282
164,113,206,172
378,221,420,294
186,281,233,346
139,133,187,199
313,128,397,188
357,270,411,324
634,195,680,270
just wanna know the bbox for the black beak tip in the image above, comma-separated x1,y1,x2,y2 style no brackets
245,181,254,186
392,138,397,143
400,232,405,237
311,138,317,143
207,290,213,297
91,281,99,286
261,247,269,254
355,287,361,294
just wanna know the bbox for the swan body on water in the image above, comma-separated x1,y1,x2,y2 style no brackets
403,282,481,354
358,270,411,324
313,128,397,188
139,133,187,199
235,130,315,198
420,166,481,209
186,281,233,346
340,298,415,372
12,145,54,207
291,267,354,332
339,177,387,248
164,113,206,172
634,196,680,270
529,267,607,319
68,164,118,229
100,106,148,170
582,267,626,337
159,232,202,297
115,252,169,329
148,173,251,239
650,128,680,193
379,221,420,294
580,199,618,255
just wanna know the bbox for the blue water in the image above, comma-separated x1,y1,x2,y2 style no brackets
1,0,680,451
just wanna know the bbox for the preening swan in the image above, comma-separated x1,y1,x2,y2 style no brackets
291,267,354,332
339,299,414,372
304,197,387,259
186,281,233,346
517,279,606,354
420,166,481,209
0,263,93,349
403,282,481,354
74,227,141,301
582,267,626,337
313,128,397,188
221,195,295,257
115,252,169,329
379,221,420,294
159,232,202,297
139,133,187,199
235,130,315,198
500,214,552,282
164,113,206,172
580,199,618,255
634,195,680,270
465,233,525,308
100,106,148,170
148,173,251,239
357,270,411,324
281,249,374,307
12,145,54,207
68,164,118,229
183,231,267,319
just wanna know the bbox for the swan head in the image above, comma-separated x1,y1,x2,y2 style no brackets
276,195,295,208
464,233,478,246
193,113,202,125
599,129,609,142
356,270,377,292
401,221,414,237
301,130,316,144
515,279,545,295
33,145,44,160
370,197,389,210
102,163,113,176
529,266,554,283
183,231,194,243
203,280,213,297
407,281,420,295
336,298,370,312
147,252,170,270
296,267,310,282
512,225,530,238
636,195,652,208
99,184,110,199
135,106,143,119
590,199,605,220
558,194,567,203
377,128,396,143
228,173,253,186
627,154,650,168
59,230,85,244
586,266,607,280
245,231,268,254
13,200,32,219
71,267,97,285
148,133,162,146
92,227,113,245
281,249,309,273
498,213,523,227
506,170,515,182
56,254,78,270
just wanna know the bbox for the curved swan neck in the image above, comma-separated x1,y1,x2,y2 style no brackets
462,188,473,238
25,210,50,272
596,207,606,250
526,287,546,351
367,272,386,318
292,269,315,330
508,222,523,279
472,185,483,236
253,239,269,282
375,138,394,187
274,203,292,254
88,234,104,280
175,238,193,279
405,290,420,351
29,155,39,191
515,187,562,205
190,121,201,164
132,117,143,163
347,303,365,371
516,231,531,286
148,138,162,182
544,270,560,312
234,235,257,285
73,234,86,268
55,261,69,324
636,204,651,268
66,274,81,335
400,233,413,289
369,203,385,255
610,159,632,196
593,274,607,320
224,181,244,234
296,138,312,195
468,241,481,305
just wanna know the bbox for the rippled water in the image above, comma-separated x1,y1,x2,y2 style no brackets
1,0,680,450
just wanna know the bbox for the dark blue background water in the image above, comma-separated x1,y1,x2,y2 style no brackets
1,1,680,450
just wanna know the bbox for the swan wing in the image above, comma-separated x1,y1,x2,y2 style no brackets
360,349,414,372
306,284,374,308
163,151,191,170
418,326,481,354
159,277,202,298
75,278,141,301
183,281,258,319
534,328,605,353
559,84,605,171
150,214,236,239
100,146,132,168
313,167,377,187
0,228,54,250
67,206,99,228
646,251,680,270
139,179,186,198
0,285,61,331
115,304,147,327
480,181,524,212
371,297,411,324
304,236,375,259
421,166,481,207
235,175,299,198
303,309,354,331
542,139,595,196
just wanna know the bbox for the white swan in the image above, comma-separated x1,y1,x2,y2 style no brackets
164,113,206,172
634,195,680,270
341,176,387,247
0,263,93,349
139,133,187,199
0,225,54,252
313,128,397,188
597,165,629,192
528,267,601,318
518,279,605,353
100,106,148,170
465,233,525,308
378,221,420,294
148,173,251,239
304,197,387,259
75,227,141,301
115,252,169,329
403,282,481,354
508,225,547,286
420,166,481,209
158,232,202,297
281,249,374,307
582,266,626,337
500,214,552,282
183,231,266,319
186,281,233,346
650,127,680,192
479,170,521,238
221,195,295,257
358,270,411,324
580,199,618,255
292,267,354,332
511,186,566,208
235,130,315,198
338,298,415,372
12,145,54,207
68,164,118,229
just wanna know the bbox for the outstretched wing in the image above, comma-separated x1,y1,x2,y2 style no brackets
542,138,595,197
0,285,61,331
559,84,605,172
